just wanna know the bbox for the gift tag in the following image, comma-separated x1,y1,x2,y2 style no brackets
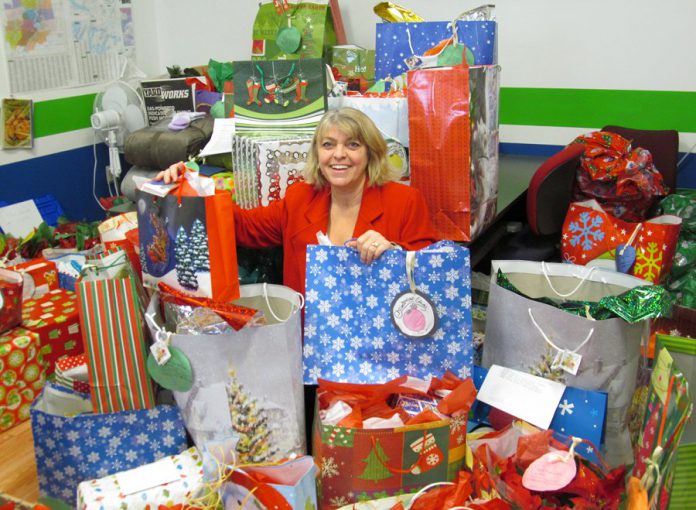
615,244,637,273
551,349,582,375
522,451,577,491
150,340,172,366
390,290,438,338
146,346,194,392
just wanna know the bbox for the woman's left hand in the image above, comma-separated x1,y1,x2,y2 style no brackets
347,230,394,264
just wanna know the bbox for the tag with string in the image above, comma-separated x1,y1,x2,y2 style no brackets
144,313,194,392
390,251,438,338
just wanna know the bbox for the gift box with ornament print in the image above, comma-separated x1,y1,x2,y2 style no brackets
21,288,82,375
77,447,204,509
0,327,47,431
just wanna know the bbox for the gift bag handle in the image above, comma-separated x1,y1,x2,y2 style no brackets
404,481,456,510
541,262,597,298
262,282,305,323
528,308,595,354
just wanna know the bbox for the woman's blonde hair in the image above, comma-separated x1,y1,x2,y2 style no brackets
304,107,400,188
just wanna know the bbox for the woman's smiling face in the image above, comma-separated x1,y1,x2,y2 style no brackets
318,127,368,192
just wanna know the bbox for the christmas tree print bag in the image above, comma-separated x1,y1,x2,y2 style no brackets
232,58,327,133
31,382,188,507
561,199,682,283
313,402,468,509
146,284,306,463
482,260,651,468
303,241,473,384
136,170,239,301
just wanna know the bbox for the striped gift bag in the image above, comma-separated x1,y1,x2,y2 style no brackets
76,249,155,413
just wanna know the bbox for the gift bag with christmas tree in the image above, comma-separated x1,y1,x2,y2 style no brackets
312,376,476,510
145,283,305,462
136,166,239,301
561,199,682,283
233,58,327,133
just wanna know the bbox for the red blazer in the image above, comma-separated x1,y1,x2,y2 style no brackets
234,181,438,295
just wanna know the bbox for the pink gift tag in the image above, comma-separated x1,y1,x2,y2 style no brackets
522,451,577,491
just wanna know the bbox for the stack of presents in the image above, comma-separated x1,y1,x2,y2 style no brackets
1,2,696,509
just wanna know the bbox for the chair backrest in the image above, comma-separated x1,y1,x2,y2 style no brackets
527,144,585,236
601,125,679,192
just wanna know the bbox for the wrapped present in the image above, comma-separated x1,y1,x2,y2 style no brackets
331,45,375,93
98,212,141,279
0,327,47,431
561,199,682,283
232,133,310,209
77,447,204,509
8,258,58,300
31,383,189,506
0,268,23,334
54,353,90,394
21,288,81,375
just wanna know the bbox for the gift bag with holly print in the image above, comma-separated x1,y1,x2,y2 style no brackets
561,199,681,283
136,166,239,301
631,339,693,510
482,260,656,467
233,58,327,133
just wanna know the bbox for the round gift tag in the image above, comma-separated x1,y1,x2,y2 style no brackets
390,290,439,338
522,451,577,491
276,26,302,54
146,346,194,392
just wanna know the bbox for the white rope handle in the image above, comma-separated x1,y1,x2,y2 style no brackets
541,262,597,298
405,482,455,510
144,312,172,345
528,309,594,354
406,250,418,293
262,282,305,323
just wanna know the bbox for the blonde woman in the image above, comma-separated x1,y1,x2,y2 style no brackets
159,107,437,295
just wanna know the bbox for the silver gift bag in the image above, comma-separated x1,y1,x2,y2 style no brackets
482,260,650,467
147,283,305,463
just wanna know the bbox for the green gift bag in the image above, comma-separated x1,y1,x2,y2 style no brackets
252,0,337,61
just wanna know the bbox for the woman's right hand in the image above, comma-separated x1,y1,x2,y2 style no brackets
155,161,187,183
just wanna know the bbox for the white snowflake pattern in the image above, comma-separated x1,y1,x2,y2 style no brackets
306,289,319,303
327,314,340,327
324,275,337,289
372,315,386,329
337,250,349,262
350,336,363,349
125,450,138,462
321,456,340,478
373,337,385,350
387,351,400,364
429,254,444,268
308,366,322,381
332,337,345,351
341,307,354,321
366,295,379,308
305,323,317,339
360,361,372,375
318,300,332,313
378,267,392,280
419,353,433,366
87,451,100,463
135,433,148,445
350,283,362,297
445,285,459,299
68,445,81,457
387,367,400,379
427,453,440,465
66,431,79,442
558,399,575,416
345,351,357,363
332,363,345,378
316,250,328,263
124,413,138,425
349,266,362,278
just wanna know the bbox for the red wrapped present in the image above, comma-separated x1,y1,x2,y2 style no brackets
21,288,82,375
54,353,90,394
0,327,47,431
8,257,58,300
0,268,23,334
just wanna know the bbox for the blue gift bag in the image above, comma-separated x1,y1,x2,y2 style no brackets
470,366,608,453
375,20,497,81
31,384,189,505
303,241,473,384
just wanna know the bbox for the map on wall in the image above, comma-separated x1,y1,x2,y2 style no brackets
1,0,135,93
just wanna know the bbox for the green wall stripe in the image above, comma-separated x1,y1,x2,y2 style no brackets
34,93,96,138
31,88,696,139
501,88,696,132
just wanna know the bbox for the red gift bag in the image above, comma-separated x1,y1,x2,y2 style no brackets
408,64,471,241
561,199,681,283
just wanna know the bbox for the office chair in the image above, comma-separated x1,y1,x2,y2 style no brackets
601,125,679,193
494,143,586,261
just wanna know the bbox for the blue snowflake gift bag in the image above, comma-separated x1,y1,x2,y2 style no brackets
482,260,652,468
303,241,473,384
30,383,188,506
